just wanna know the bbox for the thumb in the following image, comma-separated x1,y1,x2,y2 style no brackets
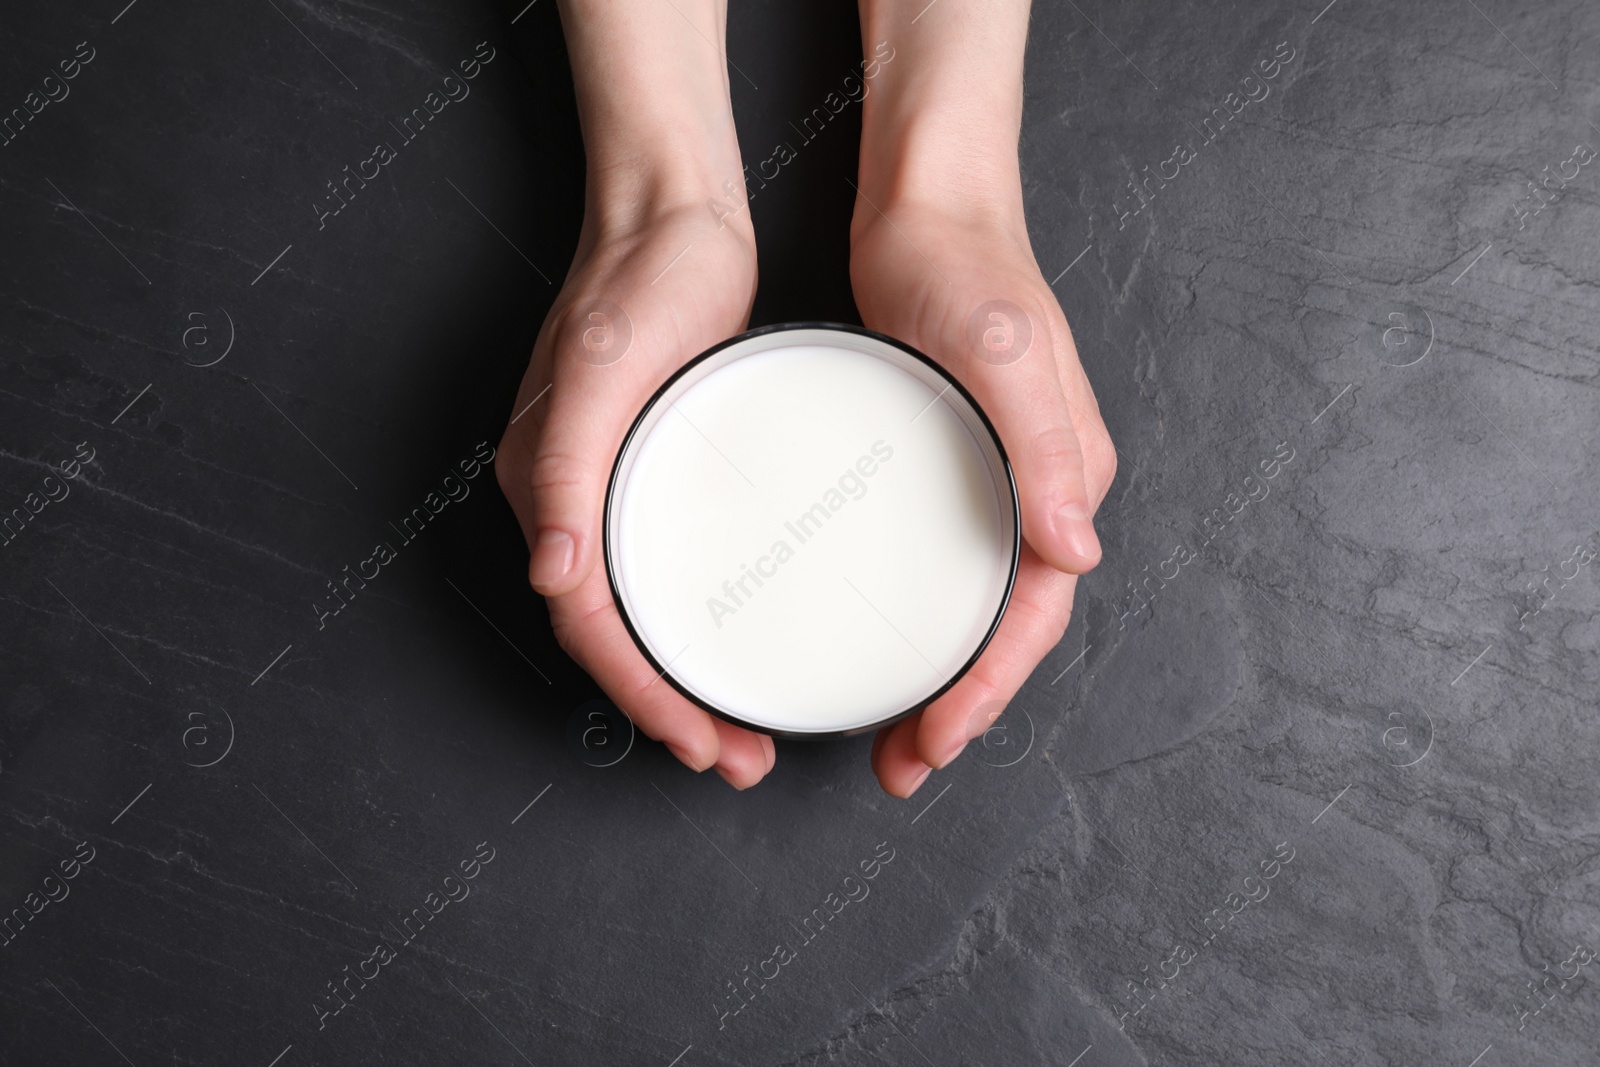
950,298,1103,574
522,311,645,597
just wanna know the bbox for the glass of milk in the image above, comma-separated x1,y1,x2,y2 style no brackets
605,324,1019,737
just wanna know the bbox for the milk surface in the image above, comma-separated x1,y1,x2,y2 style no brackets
612,340,1012,734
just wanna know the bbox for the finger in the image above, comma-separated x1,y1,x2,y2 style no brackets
709,718,774,789
961,301,1102,575
521,253,749,598
863,282,1104,576
1055,360,1119,508
872,713,932,798
522,329,654,598
914,543,1077,769
548,569,721,771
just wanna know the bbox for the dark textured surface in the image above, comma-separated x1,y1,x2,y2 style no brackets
2,1,1598,1065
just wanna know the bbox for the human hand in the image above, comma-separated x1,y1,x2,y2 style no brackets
850,201,1116,797
850,0,1116,797
495,0,774,788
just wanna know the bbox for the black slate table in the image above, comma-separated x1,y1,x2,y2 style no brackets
2,1,1597,1065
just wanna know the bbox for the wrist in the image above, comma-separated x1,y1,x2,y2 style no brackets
584,149,748,243
854,114,1025,230
576,70,747,240
577,64,752,243
558,0,748,242
852,3,1030,230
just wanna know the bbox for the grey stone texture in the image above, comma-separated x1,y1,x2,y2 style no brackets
0,1,1595,1065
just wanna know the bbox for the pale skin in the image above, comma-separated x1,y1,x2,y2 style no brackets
494,0,1117,796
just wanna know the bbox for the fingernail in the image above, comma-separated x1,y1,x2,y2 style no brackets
666,741,711,772
1054,502,1101,563
935,735,968,770
530,528,575,588
905,764,933,797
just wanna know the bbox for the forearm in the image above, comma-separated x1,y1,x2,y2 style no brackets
855,0,1031,220
557,0,744,230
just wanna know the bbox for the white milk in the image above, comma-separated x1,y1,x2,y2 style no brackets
607,327,1017,735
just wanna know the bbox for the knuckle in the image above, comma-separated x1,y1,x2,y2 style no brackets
1018,602,1070,654
550,617,576,655
1000,604,1069,674
1011,573,1077,655
526,448,590,500
547,601,593,657
1034,593,1072,648
1048,613,1070,649
1083,429,1118,497
1028,423,1085,473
